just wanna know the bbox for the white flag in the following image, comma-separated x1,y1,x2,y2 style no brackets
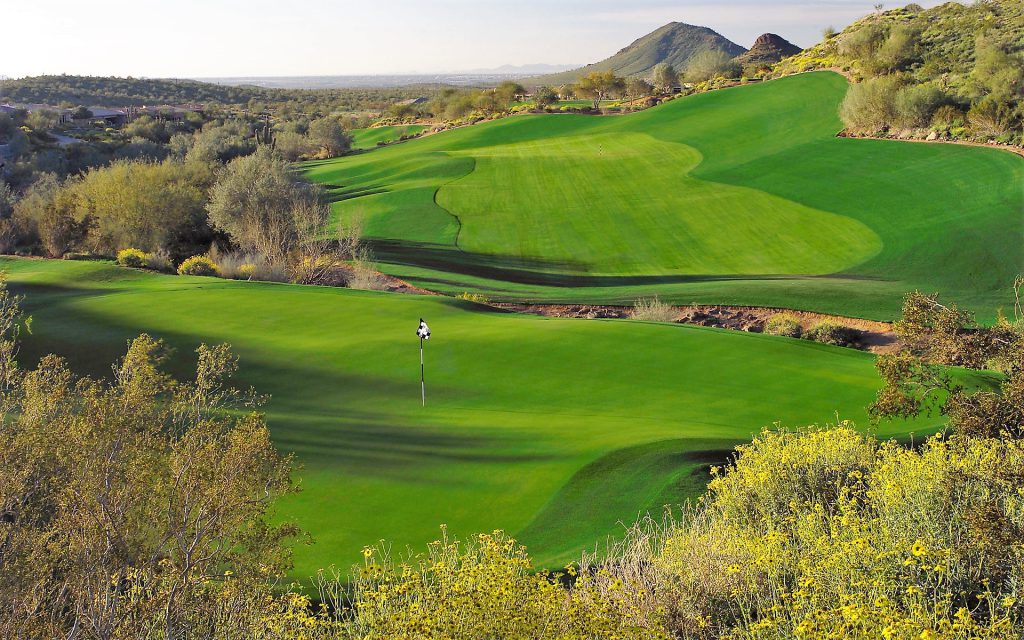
416,318,431,340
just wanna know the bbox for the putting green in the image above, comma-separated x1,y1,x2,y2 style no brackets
2,257,964,577
440,133,880,275
304,72,1024,321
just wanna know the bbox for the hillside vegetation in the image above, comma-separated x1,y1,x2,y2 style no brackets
0,257,934,578
0,74,436,112
776,0,1024,144
303,71,1024,321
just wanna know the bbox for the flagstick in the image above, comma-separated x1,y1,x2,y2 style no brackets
420,336,425,407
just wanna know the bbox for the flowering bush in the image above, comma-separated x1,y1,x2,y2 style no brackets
344,526,665,640
654,426,1024,639
176,255,219,277
116,247,149,268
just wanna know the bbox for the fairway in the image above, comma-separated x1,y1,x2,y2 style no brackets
303,72,1024,321
2,257,953,577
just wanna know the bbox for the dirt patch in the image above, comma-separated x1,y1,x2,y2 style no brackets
491,302,898,353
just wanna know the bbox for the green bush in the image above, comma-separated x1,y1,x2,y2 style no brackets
116,247,149,268
763,313,802,338
803,321,860,347
176,255,219,277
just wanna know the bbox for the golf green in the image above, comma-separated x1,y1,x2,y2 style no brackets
303,72,1024,322
1,257,956,577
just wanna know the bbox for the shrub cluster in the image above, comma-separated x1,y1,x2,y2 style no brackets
763,312,802,337
804,321,861,347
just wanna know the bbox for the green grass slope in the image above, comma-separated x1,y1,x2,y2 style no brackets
304,72,1024,321
2,257,950,577
350,125,427,150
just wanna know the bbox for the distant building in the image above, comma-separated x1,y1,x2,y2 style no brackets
85,107,128,126
398,97,428,106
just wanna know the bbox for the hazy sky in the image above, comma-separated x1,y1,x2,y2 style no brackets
3,0,950,78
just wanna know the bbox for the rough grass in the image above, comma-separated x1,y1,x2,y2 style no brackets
1,257,967,579
302,72,1024,322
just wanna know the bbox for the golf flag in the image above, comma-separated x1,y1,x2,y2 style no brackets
416,319,430,406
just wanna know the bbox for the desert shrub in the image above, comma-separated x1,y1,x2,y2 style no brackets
840,75,905,134
653,427,1024,639
346,263,387,291
931,104,966,128
115,247,149,268
893,84,945,128
763,313,802,338
839,23,886,63
631,296,676,322
456,291,489,304
144,249,174,272
968,95,1017,138
212,249,252,280
804,321,860,347
252,259,289,283
176,255,219,277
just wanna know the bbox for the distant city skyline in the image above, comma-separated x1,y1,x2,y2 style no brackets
4,0,953,79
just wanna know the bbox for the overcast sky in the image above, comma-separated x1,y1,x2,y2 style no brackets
3,0,951,78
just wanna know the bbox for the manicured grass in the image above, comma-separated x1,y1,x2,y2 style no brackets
2,257,956,578
304,72,1024,321
350,125,427,150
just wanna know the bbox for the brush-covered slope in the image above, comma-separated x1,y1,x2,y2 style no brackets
774,0,1023,142
529,22,746,85
303,71,1024,321
2,257,944,578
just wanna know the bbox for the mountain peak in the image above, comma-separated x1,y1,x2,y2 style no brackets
526,22,746,85
735,33,802,70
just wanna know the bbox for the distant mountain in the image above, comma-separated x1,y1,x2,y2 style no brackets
458,63,580,75
734,34,803,71
527,22,747,85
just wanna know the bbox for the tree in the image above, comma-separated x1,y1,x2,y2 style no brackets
652,63,679,94
626,78,653,101
685,50,741,83
71,105,93,120
575,71,626,109
533,86,558,109
307,116,351,158
11,173,90,257
493,81,526,107
70,159,211,259
870,283,1024,439
206,146,316,262
0,280,298,638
